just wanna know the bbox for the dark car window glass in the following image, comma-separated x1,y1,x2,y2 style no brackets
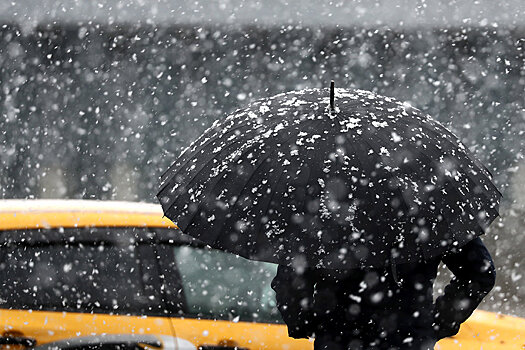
172,245,282,323
0,229,163,315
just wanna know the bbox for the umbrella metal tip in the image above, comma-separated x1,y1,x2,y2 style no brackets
330,80,335,114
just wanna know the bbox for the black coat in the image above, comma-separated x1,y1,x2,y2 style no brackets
271,237,496,349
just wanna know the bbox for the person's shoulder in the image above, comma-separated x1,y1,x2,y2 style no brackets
441,237,488,259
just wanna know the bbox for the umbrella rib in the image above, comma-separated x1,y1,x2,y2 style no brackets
363,129,499,241
157,132,254,202
210,118,326,251
248,167,289,256
159,111,306,195
181,124,312,244
395,117,497,188
159,93,311,185
371,126,497,205
249,135,319,257
346,131,496,256
354,134,470,262
160,134,264,221
208,149,287,249
341,133,369,184
164,141,265,237
347,121,499,263
160,113,316,212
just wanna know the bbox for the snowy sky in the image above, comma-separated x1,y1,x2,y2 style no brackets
2,0,524,29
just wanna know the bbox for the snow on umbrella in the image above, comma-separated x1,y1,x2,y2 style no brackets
157,84,501,269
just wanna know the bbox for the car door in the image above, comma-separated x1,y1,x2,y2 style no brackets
155,229,312,350
0,227,174,347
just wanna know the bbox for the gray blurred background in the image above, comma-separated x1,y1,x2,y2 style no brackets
0,0,524,317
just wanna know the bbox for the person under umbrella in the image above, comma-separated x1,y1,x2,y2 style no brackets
271,234,495,349
157,83,501,349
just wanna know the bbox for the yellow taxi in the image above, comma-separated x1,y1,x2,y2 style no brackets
0,199,523,350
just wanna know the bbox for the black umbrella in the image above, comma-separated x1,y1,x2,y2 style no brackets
157,84,501,269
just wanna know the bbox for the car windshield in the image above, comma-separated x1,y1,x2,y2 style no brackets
0,228,163,315
170,244,282,323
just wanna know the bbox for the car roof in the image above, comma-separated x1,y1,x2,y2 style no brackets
0,199,163,213
0,199,177,231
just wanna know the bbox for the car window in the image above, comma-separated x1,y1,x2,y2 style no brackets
171,245,282,323
0,229,164,316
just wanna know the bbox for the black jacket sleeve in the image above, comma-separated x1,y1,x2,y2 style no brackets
433,237,496,339
271,265,318,339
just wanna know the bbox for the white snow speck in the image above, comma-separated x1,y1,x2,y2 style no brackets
259,105,270,114
372,120,388,128
391,132,402,142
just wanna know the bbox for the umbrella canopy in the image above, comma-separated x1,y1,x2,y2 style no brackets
157,87,501,269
